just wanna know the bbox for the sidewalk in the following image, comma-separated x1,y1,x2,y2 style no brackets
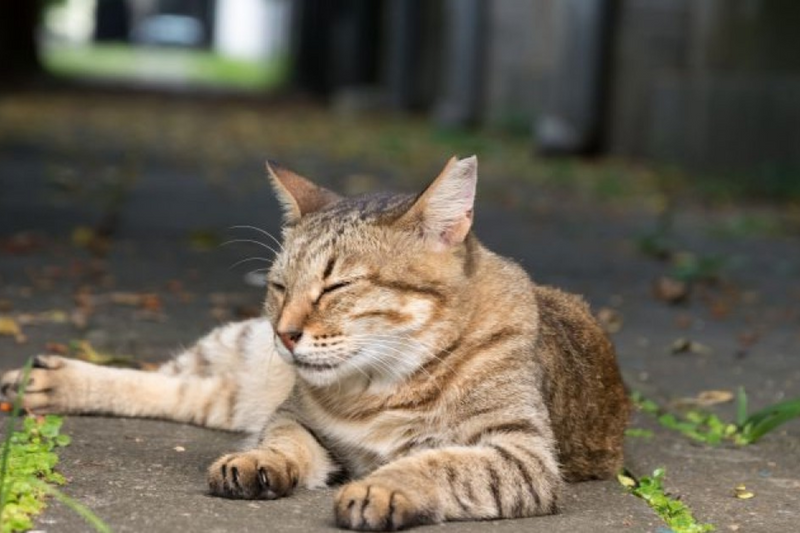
1,91,798,532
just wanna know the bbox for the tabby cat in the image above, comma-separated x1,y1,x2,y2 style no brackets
1,156,629,530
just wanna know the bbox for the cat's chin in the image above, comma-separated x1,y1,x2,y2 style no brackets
294,365,345,387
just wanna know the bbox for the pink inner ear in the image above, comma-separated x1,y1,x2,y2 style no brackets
442,212,473,245
267,162,341,220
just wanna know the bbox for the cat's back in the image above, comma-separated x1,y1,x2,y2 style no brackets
531,284,629,481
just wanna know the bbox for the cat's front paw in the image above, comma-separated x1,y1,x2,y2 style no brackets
0,355,73,413
208,450,299,500
334,480,438,531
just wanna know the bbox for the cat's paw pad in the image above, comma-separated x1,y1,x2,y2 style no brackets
0,355,71,413
207,450,299,500
334,480,434,531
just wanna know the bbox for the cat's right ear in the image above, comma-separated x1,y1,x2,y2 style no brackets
266,161,341,224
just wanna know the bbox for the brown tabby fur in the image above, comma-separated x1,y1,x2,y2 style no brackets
1,156,629,530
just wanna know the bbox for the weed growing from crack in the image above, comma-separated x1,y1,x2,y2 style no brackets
618,468,715,533
632,389,800,446
0,358,109,533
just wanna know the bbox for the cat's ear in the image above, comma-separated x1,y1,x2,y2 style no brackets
399,155,477,250
266,161,341,223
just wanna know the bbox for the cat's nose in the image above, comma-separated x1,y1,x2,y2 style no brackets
277,330,302,353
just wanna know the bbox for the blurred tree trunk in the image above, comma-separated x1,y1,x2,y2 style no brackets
290,0,382,97
0,2,42,81
94,0,131,42
291,0,337,96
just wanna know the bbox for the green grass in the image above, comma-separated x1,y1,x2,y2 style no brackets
0,359,109,532
619,468,715,533
632,390,800,446
42,43,287,90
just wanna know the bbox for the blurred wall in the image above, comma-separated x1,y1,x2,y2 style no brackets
475,0,800,172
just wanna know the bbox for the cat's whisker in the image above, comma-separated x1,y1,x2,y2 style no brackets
229,225,285,253
349,332,442,354
347,334,453,371
221,238,280,257
228,256,273,271
346,339,441,388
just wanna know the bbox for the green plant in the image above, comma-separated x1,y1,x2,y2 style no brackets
632,390,800,446
0,359,109,532
734,387,800,445
669,252,726,283
624,428,654,439
619,468,715,533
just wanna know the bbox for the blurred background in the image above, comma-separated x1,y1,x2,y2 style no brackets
1,0,799,196
2,4,800,531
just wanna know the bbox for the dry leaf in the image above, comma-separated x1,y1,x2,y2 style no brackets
672,390,734,409
0,316,26,343
597,307,623,334
71,226,96,248
653,276,690,304
670,338,713,355
734,484,754,499
44,342,69,355
110,292,144,306
696,390,734,405
617,472,637,488
1,231,44,254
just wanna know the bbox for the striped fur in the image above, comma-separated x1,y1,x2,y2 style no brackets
1,156,629,530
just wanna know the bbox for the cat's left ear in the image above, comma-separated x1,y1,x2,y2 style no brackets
266,161,341,224
398,155,477,251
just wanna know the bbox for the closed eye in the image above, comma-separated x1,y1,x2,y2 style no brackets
269,282,286,293
320,281,351,296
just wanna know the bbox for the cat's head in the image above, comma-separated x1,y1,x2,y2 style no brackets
264,156,478,387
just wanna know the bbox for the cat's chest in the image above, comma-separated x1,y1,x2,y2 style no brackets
302,394,439,476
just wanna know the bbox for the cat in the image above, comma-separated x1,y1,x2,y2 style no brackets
1,156,630,530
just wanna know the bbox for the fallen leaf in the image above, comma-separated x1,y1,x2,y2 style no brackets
670,338,713,355
617,472,637,488
696,390,734,405
672,390,734,409
69,340,136,367
734,484,754,499
110,292,162,312
110,292,143,306
71,226,96,248
596,307,623,334
0,231,45,254
44,342,69,355
140,294,162,313
0,316,26,343
737,330,760,348
653,276,690,304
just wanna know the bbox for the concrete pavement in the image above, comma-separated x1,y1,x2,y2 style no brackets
1,91,798,532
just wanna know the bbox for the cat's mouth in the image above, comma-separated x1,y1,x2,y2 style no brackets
292,357,342,371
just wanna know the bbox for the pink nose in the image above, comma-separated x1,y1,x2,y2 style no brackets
277,331,302,353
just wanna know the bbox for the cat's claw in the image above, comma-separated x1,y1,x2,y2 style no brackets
0,355,71,413
334,480,437,531
208,451,299,500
